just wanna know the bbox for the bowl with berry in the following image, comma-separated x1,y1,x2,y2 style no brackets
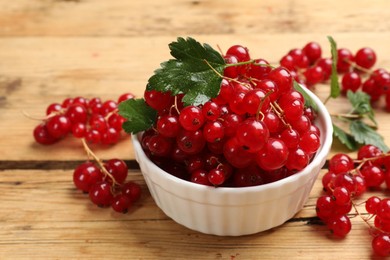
120,37,333,236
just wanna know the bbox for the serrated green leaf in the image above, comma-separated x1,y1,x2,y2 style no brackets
349,120,389,152
118,98,157,134
332,123,358,150
346,90,377,126
147,37,226,106
327,36,340,99
293,81,318,111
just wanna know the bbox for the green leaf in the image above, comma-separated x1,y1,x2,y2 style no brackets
349,120,389,152
327,36,341,99
332,123,358,150
293,81,319,111
147,37,226,106
118,98,157,134
346,90,376,126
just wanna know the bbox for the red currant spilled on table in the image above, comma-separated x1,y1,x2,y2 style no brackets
317,144,390,256
32,93,142,213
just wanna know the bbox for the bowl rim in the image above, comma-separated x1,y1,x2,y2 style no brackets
132,86,333,195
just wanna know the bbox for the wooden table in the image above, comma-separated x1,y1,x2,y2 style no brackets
2,0,390,259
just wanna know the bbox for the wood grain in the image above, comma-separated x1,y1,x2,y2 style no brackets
0,169,379,259
0,0,389,37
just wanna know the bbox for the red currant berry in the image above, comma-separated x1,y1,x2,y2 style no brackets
302,42,322,65
337,48,354,73
144,90,172,111
327,214,351,237
111,194,131,213
341,71,362,94
71,123,87,138
104,159,128,184
267,67,293,94
360,164,385,188
299,132,321,155
191,169,211,186
333,187,350,206
121,181,142,202
46,115,72,138
328,153,354,174
223,55,240,78
148,134,173,157
226,45,250,62
89,181,114,207
303,66,324,86
179,106,205,131
176,129,206,155
208,168,226,186
117,93,135,103
372,233,390,257
256,138,288,171
46,103,62,115
236,119,270,153
285,147,309,171
33,123,59,145
248,58,271,80
366,196,381,214
203,121,224,143
157,114,181,138
233,165,265,187
223,137,255,168
202,101,221,121
65,104,88,124
316,195,336,221
317,58,332,80
355,47,376,69
73,162,104,193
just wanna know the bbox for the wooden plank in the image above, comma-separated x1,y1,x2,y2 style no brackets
0,169,380,259
0,0,389,37
1,34,390,161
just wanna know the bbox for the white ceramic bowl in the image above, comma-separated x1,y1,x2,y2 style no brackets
132,88,333,236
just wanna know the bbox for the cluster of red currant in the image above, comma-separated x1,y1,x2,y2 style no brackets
316,144,390,256
32,93,142,213
73,152,141,213
33,94,134,145
280,42,390,111
141,45,321,187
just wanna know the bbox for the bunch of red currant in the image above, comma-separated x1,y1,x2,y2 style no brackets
279,42,390,111
140,44,322,187
317,144,390,256
32,93,142,213
73,157,141,213
33,94,134,145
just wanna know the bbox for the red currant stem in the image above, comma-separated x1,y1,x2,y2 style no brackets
104,108,119,121
81,138,119,187
173,95,180,115
203,59,252,88
323,95,331,105
355,153,390,170
22,109,63,121
331,113,362,119
224,59,275,69
351,199,383,234
270,101,292,130
255,90,273,121
344,59,372,74
216,44,224,57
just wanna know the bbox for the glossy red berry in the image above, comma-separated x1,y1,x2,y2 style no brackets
89,181,114,207
355,47,376,69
